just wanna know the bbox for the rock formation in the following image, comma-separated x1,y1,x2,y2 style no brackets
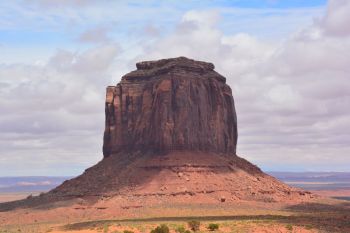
103,57,237,156
0,57,314,211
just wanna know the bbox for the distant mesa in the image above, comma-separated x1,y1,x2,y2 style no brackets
0,57,314,211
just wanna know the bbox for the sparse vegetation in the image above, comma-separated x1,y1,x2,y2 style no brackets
208,223,219,231
103,224,109,233
174,226,191,233
305,224,313,230
123,230,134,233
150,224,169,233
3,201,349,233
285,224,293,231
175,226,186,233
188,220,200,232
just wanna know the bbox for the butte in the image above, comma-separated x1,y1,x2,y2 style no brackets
0,57,314,211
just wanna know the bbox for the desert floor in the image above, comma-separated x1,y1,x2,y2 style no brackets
0,192,40,204
0,193,349,233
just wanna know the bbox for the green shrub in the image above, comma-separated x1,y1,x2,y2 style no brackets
188,220,200,232
305,224,313,230
150,224,169,233
123,230,134,233
103,224,109,233
285,224,293,231
208,223,219,231
175,226,186,233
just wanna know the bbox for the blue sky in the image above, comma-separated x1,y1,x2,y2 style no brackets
1,0,350,176
0,0,327,62
219,0,326,8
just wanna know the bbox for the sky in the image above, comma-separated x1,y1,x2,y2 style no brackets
0,0,349,176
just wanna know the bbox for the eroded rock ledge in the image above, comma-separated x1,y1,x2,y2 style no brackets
122,56,225,83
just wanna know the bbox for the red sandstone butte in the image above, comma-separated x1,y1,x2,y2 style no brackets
103,57,237,156
0,57,315,212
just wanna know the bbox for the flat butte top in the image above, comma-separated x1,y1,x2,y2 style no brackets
121,56,226,83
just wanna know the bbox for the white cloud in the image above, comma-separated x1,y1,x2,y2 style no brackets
78,26,111,44
1,1,349,175
265,84,302,111
49,43,120,74
0,43,121,175
135,5,350,171
317,0,350,37
182,10,220,27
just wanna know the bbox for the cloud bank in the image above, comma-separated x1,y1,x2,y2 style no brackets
0,0,348,175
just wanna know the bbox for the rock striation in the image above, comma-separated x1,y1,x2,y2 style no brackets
103,57,238,157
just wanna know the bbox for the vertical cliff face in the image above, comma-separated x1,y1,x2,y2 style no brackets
103,57,238,157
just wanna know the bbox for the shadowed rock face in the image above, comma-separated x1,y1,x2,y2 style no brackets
103,57,238,157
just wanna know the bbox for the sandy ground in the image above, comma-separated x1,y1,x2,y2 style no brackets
50,224,319,233
313,189,350,197
0,188,349,232
0,192,40,203
0,179,349,232
0,189,349,232
0,196,349,233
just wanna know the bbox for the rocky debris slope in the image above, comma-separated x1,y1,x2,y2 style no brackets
49,151,313,203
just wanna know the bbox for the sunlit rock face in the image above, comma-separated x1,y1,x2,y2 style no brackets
103,57,238,157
